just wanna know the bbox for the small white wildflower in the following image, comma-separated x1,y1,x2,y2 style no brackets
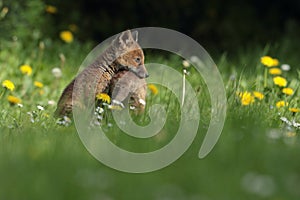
112,99,125,108
63,116,71,123
280,117,300,128
280,117,291,125
95,106,104,114
129,105,136,110
17,103,23,108
27,112,35,123
52,67,62,78
281,64,290,71
182,60,190,68
183,69,187,75
107,123,113,127
48,100,56,105
292,120,300,128
138,98,146,106
37,105,45,111
56,116,72,126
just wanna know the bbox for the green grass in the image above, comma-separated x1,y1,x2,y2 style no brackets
1,38,300,200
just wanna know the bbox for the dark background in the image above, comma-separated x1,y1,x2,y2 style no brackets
50,0,300,51
1,0,300,53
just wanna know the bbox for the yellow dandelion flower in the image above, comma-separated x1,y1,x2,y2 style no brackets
34,81,44,88
289,108,300,113
7,95,21,104
39,90,45,96
240,91,255,106
45,5,57,14
272,59,279,66
282,87,294,96
60,31,73,43
148,84,158,95
20,64,32,76
261,56,279,67
261,56,274,67
273,76,287,87
96,93,111,104
2,80,15,91
253,91,264,100
276,100,288,108
269,68,282,75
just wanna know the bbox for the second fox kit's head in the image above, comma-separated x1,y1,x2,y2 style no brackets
112,30,148,79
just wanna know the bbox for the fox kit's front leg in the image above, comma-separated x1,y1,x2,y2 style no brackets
109,70,147,112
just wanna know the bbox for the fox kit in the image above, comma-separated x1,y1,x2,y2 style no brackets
55,30,148,117
109,70,147,111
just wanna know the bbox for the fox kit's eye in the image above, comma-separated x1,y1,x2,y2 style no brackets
135,57,141,64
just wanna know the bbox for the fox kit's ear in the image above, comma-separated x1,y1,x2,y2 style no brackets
120,30,134,45
131,31,138,42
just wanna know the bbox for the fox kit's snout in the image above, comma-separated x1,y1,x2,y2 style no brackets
129,64,149,78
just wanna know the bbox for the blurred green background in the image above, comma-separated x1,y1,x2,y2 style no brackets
1,0,300,200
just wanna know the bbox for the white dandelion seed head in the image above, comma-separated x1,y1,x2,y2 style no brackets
281,64,290,71
182,60,190,68
48,100,56,105
52,67,62,78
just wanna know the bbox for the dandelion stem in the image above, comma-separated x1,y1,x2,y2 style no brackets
0,89,6,100
181,69,186,107
264,68,268,88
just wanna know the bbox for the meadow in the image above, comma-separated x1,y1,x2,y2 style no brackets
1,33,300,200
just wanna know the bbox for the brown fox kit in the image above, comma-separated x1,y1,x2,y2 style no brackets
55,30,148,117
109,70,147,111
